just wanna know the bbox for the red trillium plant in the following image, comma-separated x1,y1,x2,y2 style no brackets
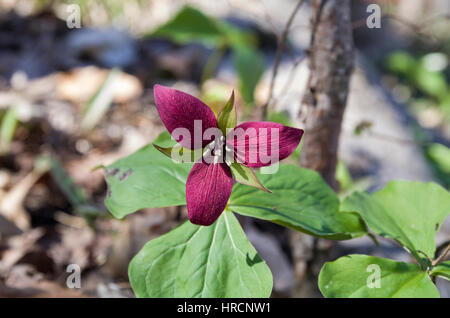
103,86,450,299
152,85,304,226
101,6,450,300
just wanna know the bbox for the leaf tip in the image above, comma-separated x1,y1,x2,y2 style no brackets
260,185,272,193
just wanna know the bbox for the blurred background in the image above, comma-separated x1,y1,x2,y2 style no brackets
0,0,449,297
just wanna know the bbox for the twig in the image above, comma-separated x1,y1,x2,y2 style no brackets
259,3,299,64
433,242,450,266
342,125,445,148
278,55,306,96
269,55,306,107
352,10,450,44
262,0,305,119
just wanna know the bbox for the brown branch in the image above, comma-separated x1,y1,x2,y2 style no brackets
262,0,305,119
433,242,450,266
270,55,306,106
352,10,450,43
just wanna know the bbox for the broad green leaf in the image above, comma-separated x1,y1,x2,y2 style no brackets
150,5,224,47
319,254,440,298
152,130,176,147
231,45,265,104
217,91,236,135
341,181,450,263
431,261,450,280
129,212,273,297
229,163,270,193
228,165,367,239
104,133,192,218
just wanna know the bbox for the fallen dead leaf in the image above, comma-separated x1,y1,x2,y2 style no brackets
57,66,143,105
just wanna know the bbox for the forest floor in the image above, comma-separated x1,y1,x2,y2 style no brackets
0,1,449,297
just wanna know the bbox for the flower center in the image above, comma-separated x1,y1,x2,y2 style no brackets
202,136,234,165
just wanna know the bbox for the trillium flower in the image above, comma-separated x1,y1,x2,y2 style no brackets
153,85,303,226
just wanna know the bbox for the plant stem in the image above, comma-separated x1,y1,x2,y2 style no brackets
432,242,450,266
201,42,227,85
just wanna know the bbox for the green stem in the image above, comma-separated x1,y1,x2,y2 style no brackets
201,42,227,85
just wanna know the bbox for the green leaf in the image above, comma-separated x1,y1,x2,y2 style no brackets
153,143,202,163
201,82,235,116
104,133,192,218
386,51,448,100
217,91,236,135
335,159,373,199
386,51,416,75
428,143,450,174
49,158,86,206
80,68,119,132
414,66,448,100
149,5,263,105
0,106,18,154
431,261,450,280
267,111,291,127
129,212,273,297
231,45,265,104
152,131,176,147
228,165,367,239
336,159,353,191
229,163,270,193
150,5,224,47
218,20,257,48
341,181,450,263
430,261,450,280
319,254,440,298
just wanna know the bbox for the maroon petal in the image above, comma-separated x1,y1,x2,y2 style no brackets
227,121,303,168
186,162,233,226
153,85,218,149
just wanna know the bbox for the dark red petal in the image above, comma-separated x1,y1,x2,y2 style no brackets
227,121,303,168
186,162,233,226
153,85,218,149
